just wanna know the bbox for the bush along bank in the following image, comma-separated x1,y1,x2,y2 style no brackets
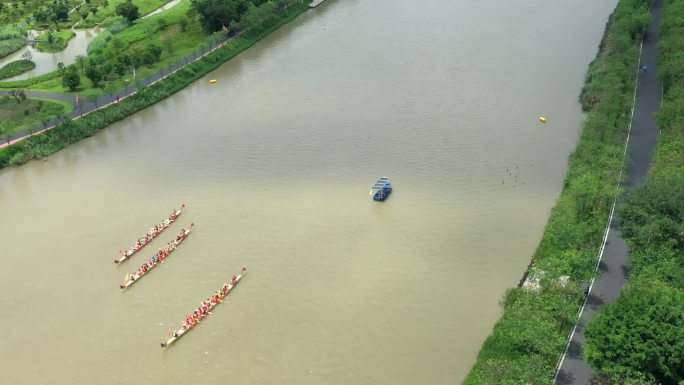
584,1,684,384
463,0,652,384
0,1,309,167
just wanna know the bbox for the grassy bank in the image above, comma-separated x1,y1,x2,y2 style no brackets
583,1,684,383
0,1,309,166
0,60,35,80
463,0,651,384
0,96,72,137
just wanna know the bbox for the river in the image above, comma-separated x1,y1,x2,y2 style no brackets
0,0,617,384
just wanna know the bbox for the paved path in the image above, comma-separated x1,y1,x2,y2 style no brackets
554,1,662,384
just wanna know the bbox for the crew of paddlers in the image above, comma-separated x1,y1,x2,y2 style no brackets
125,225,192,286
176,267,247,336
114,205,248,347
117,204,185,261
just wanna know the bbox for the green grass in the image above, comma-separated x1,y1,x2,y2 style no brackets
35,30,76,52
0,96,72,136
0,59,35,80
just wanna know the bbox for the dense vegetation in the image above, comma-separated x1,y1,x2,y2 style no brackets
0,25,27,58
584,1,684,383
0,59,35,80
0,96,72,137
0,0,308,166
463,0,652,383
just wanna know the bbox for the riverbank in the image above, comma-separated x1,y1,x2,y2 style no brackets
0,1,309,167
556,0,662,381
463,0,652,383
581,0,684,382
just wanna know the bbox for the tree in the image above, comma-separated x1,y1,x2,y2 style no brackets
86,92,101,108
9,89,26,103
180,19,187,32
584,281,684,384
75,55,86,75
235,1,278,33
57,61,65,74
51,2,69,21
34,7,49,23
104,83,117,104
142,44,162,66
85,65,103,87
163,36,173,54
130,48,144,68
116,0,139,24
62,66,81,91
190,0,248,33
620,175,684,252
21,50,32,62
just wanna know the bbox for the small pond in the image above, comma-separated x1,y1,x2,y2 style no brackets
0,27,103,81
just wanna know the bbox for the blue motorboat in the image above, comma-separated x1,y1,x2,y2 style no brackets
370,176,392,201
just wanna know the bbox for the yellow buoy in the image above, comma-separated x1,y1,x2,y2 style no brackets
538,116,547,123
209,79,217,84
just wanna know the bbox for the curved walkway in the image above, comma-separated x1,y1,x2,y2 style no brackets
553,0,662,383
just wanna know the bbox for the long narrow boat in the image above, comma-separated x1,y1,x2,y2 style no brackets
161,266,247,348
120,224,194,289
115,204,186,264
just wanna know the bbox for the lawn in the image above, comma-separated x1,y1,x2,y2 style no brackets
0,96,73,136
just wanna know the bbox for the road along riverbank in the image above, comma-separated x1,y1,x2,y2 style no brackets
463,0,652,383
555,0,662,382
578,0,684,382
